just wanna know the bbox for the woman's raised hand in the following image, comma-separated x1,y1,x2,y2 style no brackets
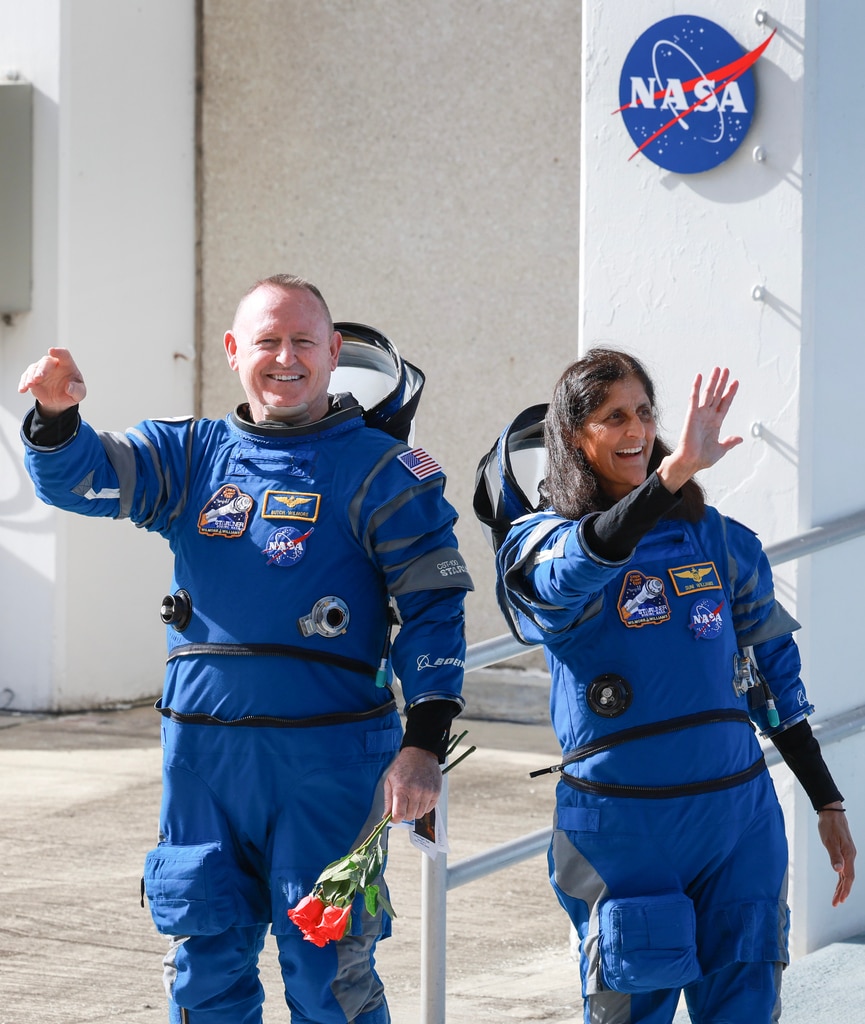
657,367,743,494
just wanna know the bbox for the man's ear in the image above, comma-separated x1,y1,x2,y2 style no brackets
329,330,343,371
224,331,238,371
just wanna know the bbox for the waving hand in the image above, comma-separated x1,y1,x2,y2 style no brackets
18,347,87,416
657,367,742,494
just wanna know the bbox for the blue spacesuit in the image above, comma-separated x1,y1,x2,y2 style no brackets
22,395,472,1024
497,497,813,1024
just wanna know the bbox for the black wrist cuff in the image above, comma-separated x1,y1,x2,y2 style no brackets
401,699,462,763
25,403,81,447
771,718,844,810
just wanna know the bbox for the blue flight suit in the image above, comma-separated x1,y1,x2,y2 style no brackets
497,506,810,1024
22,398,472,1024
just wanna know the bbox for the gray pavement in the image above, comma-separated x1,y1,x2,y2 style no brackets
1,683,863,1023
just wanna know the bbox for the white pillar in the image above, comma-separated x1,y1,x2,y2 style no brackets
0,0,196,710
580,1,865,954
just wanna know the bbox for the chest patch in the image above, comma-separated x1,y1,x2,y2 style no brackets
667,561,722,596
688,596,726,640
262,490,321,522
617,570,671,627
198,485,254,537
262,525,314,566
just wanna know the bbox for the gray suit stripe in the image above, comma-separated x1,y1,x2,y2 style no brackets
95,430,139,519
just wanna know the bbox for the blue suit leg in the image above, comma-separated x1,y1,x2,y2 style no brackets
277,928,390,1023
272,744,395,1023
165,926,267,1023
684,960,782,1023
583,989,680,1024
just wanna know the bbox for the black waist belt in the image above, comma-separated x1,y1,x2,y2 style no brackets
155,697,398,729
534,708,766,797
561,754,767,799
166,642,377,679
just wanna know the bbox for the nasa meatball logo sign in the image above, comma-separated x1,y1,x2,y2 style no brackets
617,15,775,174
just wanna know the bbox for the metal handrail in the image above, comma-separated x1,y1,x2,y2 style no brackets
419,506,865,1024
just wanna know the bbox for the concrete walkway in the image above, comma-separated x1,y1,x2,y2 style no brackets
0,695,861,1023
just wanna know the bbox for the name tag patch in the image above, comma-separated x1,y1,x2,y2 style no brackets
262,490,321,522
667,561,722,596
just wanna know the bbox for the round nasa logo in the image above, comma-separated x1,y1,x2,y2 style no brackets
689,596,724,640
618,16,773,174
262,525,314,567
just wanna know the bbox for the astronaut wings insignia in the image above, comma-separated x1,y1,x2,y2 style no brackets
677,567,712,583
667,561,722,596
262,490,321,522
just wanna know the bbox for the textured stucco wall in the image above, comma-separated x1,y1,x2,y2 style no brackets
197,0,582,649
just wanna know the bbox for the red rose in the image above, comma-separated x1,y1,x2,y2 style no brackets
314,903,352,944
288,893,351,947
287,893,325,932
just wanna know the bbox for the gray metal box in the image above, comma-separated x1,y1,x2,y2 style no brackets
0,77,33,314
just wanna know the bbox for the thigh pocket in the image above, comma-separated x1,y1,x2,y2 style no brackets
599,891,702,993
143,841,238,935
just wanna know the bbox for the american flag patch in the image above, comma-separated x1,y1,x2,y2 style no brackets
397,447,442,480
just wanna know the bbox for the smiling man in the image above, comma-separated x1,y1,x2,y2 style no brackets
225,278,341,425
18,274,473,1024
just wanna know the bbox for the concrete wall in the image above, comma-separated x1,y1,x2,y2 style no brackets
0,0,196,710
581,0,865,954
196,0,582,651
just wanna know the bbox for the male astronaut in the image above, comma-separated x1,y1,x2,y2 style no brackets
19,274,473,1024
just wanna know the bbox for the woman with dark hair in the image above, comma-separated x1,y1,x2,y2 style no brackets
495,348,855,1024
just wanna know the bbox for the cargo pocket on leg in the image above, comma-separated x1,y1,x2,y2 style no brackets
599,891,702,993
143,841,238,935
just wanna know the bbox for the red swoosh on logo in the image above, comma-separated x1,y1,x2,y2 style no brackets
614,29,776,161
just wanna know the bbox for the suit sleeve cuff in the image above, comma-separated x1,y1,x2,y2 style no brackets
771,718,844,810
22,403,81,448
401,698,463,763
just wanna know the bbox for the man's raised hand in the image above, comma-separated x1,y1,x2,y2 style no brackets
19,347,87,415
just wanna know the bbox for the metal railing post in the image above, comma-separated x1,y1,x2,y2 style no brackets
420,777,448,1024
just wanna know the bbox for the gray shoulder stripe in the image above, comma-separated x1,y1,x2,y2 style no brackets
737,600,801,646
367,478,442,540
509,518,564,579
125,428,166,527
375,533,425,555
95,430,140,519
347,442,405,549
163,420,195,528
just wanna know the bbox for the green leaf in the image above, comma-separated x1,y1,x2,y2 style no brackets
317,862,360,884
376,889,397,918
318,879,357,905
364,884,379,916
360,846,384,888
